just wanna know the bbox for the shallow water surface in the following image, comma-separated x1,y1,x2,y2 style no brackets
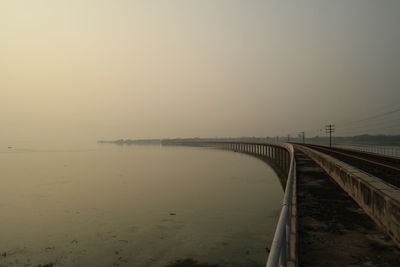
0,144,283,267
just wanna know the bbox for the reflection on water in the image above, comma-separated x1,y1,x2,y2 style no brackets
0,144,283,267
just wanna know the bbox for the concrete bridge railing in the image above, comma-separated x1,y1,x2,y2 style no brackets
162,140,297,267
296,144,400,248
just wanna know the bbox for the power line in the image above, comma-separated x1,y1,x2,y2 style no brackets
336,123,400,136
337,113,400,131
336,118,400,133
304,106,400,138
336,107,400,127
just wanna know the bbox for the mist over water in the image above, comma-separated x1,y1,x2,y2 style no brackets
0,143,283,267
1,1,399,266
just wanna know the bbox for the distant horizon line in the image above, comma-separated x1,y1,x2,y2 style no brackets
98,134,400,143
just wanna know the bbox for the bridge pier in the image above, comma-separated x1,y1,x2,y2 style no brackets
278,148,282,168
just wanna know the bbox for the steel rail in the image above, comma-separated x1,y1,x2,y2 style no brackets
303,144,400,173
307,143,400,165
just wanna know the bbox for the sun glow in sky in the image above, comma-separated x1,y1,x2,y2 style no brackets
1,1,400,143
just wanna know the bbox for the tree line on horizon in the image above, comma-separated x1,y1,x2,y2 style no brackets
98,134,400,146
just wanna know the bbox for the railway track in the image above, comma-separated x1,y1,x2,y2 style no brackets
298,143,400,188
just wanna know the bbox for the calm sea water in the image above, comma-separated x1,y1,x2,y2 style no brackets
0,143,283,267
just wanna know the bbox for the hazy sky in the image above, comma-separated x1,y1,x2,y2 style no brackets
1,0,400,143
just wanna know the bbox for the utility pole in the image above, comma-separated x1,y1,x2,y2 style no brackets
301,131,305,144
287,134,290,142
325,124,335,148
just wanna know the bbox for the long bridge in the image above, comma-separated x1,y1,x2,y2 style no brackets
162,140,400,267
